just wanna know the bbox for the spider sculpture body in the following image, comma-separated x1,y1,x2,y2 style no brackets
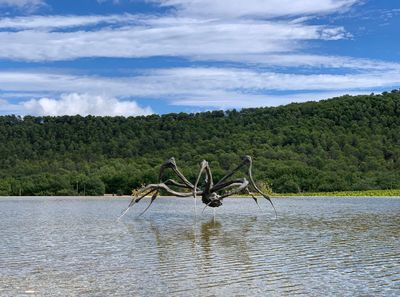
119,155,276,218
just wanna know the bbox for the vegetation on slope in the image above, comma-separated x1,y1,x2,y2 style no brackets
0,90,399,196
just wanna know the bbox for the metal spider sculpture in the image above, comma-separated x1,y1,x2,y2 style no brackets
119,155,276,219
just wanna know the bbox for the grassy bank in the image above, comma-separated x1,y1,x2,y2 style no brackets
156,189,400,198
272,189,400,197
2,189,400,198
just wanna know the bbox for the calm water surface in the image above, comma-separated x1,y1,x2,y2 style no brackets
0,197,399,296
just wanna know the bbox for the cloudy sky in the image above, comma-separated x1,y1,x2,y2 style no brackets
0,0,399,116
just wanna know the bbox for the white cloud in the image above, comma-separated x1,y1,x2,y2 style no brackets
1,65,399,110
1,67,400,96
98,0,120,4
0,0,43,9
143,68,400,91
1,0,393,113
196,54,400,71
0,98,20,113
170,91,371,108
0,14,140,30
152,0,359,18
22,93,153,116
0,0,357,63
0,17,349,61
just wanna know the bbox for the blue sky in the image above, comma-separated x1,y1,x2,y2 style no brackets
0,0,399,116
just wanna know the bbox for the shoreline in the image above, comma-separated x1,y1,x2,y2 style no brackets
1,194,400,198
3,189,399,200
2,189,400,198
106,189,400,198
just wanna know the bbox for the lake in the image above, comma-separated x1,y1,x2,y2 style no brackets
0,197,399,296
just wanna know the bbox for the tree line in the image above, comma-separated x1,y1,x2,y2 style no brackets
0,90,399,195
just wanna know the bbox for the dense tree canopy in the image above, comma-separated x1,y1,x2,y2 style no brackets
1,91,399,195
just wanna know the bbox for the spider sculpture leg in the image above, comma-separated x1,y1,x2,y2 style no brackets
202,178,250,213
214,155,277,216
154,157,200,214
194,160,213,199
138,183,194,216
218,178,249,199
118,182,194,219
159,157,195,189
245,188,261,210
193,160,216,215
118,157,197,219
213,178,261,209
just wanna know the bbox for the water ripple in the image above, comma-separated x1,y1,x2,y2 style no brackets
0,197,399,296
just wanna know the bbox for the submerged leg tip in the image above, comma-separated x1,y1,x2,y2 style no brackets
117,208,130,221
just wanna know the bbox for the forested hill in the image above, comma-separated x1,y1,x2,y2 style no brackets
1,91,400,196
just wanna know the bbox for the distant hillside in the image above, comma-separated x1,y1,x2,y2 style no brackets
1,90,399,195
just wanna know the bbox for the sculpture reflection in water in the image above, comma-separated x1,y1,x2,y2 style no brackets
119,155,276,219
122,217,265,275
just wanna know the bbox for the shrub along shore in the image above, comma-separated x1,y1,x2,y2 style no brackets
1,189,399,198
110,189,400,198
273,189,400,197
